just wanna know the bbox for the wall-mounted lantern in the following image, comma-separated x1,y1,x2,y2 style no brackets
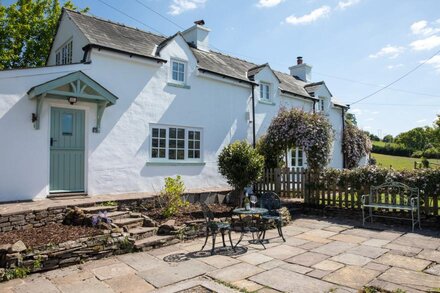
68,96,77,105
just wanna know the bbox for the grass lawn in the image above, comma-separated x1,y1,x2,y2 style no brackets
372,153,440,170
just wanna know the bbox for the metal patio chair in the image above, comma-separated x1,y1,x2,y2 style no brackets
200,202,235,255
259,192,286,242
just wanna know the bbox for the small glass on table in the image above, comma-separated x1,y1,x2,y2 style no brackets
250,195,257,209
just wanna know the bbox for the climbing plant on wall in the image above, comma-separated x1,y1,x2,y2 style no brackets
262,108,334,170
343,123,372,169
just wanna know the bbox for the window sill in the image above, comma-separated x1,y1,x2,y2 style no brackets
146,161,205,166
167,82,191,89
258,99,275,105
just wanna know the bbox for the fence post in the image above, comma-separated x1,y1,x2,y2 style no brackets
275,168,281,195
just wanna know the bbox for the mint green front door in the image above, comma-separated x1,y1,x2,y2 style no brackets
50,108,85,193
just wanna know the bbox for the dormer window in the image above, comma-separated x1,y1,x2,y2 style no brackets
171,59,186,83
260,82,270,101
55,40,73,65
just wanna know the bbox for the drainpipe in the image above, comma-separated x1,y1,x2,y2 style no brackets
312,100,316,113
341,107,346,169
251,84,256,148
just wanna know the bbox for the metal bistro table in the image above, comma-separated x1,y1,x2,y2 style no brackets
232,207,268,249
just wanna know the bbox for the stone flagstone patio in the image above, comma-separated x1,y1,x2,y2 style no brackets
1,216,439,293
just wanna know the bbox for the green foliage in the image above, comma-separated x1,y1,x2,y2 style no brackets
119,236,134,252
372,141,412,157
101,201,118,207
395,127,432,151
0,0,88,69
345,112,357,126
160,175,188,218
4,266,30,280
383,134,394,143
33,256,42,270
218,140,264,206
264,108,334,170
343,123,372,169
256,134,284,169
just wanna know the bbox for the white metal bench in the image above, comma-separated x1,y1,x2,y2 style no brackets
361,180,421,231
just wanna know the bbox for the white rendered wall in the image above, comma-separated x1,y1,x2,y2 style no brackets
0,33,346,201
0,64,92,201
47,13,89,66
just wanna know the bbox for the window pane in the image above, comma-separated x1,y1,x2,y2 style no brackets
160,129,166,138
169,150,176,160
189,131,194,139
178,129,185,139
178,72,184,81
195,131,200,140
177,140,184,148
179,63,184,72
188,141,194,148
173,62,178,71
177,150,184,160
159,139,166,148
188,151,194,158
62,113,73,135
152,139,158,147
159,149,165,158
152,128,158,137
194,150,200,158
152,149,158,158
169,128,176,138
169,140,176,148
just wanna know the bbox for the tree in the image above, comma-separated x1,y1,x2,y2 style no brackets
345,113,357,126
218,141,264,207
0,0,88,70
395,127,431,151
382,134,394,143
343,123,372,169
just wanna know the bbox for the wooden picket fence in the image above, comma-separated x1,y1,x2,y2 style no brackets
255,168,440,216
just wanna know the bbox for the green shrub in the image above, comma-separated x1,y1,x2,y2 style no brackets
160,175,188,218
372,142,412,157
218,140,264,206
4,266,30,280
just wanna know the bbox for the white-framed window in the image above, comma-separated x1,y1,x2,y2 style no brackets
290,147,305,168
150,125,202,162
260,82,271,100
55,40,73,65
319,98,325,112
171,59,186,83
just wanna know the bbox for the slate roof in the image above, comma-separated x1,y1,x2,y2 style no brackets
64,9,317,100
65,9,166,60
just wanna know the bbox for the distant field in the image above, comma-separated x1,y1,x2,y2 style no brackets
372,141,402,148
372,153,440,170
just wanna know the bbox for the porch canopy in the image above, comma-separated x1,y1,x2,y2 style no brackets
27,70,118,132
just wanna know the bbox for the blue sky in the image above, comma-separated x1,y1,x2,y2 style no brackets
6,0,440,137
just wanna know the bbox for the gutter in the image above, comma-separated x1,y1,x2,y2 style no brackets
251,84,256,148
198,68,258,86
280,89,319,102
82,44,167,63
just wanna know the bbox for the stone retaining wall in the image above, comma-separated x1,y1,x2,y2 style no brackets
0,191,229,233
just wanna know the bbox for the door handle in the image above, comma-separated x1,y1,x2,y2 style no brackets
50,137,57,146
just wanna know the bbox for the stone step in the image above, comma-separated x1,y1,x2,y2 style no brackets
134,235,178,251
105,211,130,220
81,206,118,214
113,217,144,229
128,227,157,240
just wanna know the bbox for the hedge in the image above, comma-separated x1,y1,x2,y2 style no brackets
372,143,412,157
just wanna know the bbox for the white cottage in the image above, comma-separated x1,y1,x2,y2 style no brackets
0,9,349,202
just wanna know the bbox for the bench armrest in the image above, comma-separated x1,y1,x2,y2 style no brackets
361,194,370,205
410,197,419,208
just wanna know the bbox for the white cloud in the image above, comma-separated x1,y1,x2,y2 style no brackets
410,35,440,51
365,117,374,121
410,19,440,36
337,0,360,10
257,0,284,8
416,119,427,123
422,55,440,73
387,63,404,70
371,111,380,115
285,6,331,25
168,0,206,15
369,45,405,59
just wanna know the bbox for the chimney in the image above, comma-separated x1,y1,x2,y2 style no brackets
289,56,312,82
182,20,210,51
